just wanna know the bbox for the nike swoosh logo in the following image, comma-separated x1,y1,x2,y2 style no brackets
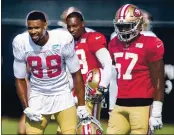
95,36,101,40
157,44,162,48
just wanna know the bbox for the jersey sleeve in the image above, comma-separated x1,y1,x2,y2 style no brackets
88,32,106,53
146,37,164,62
12,35,27,78
62,37,80,73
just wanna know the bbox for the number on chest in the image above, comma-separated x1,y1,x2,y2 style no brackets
114,52,138,80
27,55,61,78
76,49,88,74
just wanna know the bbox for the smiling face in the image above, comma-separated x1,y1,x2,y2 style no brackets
66,16,85,40
27,19,47,44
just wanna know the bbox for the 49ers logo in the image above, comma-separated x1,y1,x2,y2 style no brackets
133,8,141,17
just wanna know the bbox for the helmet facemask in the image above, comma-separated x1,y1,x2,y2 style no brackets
85,84,104,103
113,18,142,42
113,4,143,43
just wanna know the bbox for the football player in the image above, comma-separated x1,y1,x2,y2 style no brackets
107,4,164,134
56,7,96,134
66,12,112,121
108,7,157,115
13,11,89,134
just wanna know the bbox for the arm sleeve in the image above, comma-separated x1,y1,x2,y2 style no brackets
62,39,80,73
95,48,112,88
146,37,164,62
88,32,107,53
109,65,118,110
12,36,27,78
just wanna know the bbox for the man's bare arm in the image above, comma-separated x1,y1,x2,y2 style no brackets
72,69,85,106
16,78,28,109
149,59,165,102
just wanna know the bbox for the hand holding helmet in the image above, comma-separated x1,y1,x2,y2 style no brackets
77,106,90,120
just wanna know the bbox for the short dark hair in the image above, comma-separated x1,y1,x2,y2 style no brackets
27,11,47,22
66,12,84,22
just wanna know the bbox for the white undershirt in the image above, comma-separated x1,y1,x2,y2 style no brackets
95,48,112,88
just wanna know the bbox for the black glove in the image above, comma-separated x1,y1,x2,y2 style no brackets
97,86,109,98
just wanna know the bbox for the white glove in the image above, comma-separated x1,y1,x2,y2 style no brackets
77,106,89,120
24,107,43,122
149,101,163,133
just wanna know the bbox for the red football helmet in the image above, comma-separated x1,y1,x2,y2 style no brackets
76,116,103,135
113,4,143,42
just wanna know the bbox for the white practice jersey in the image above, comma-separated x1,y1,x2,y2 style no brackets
13,29,80,95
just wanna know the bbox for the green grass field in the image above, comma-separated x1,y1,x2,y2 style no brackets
2,117,174,134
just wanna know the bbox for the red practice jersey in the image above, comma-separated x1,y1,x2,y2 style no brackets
108,35,164,99
75,32,106,82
